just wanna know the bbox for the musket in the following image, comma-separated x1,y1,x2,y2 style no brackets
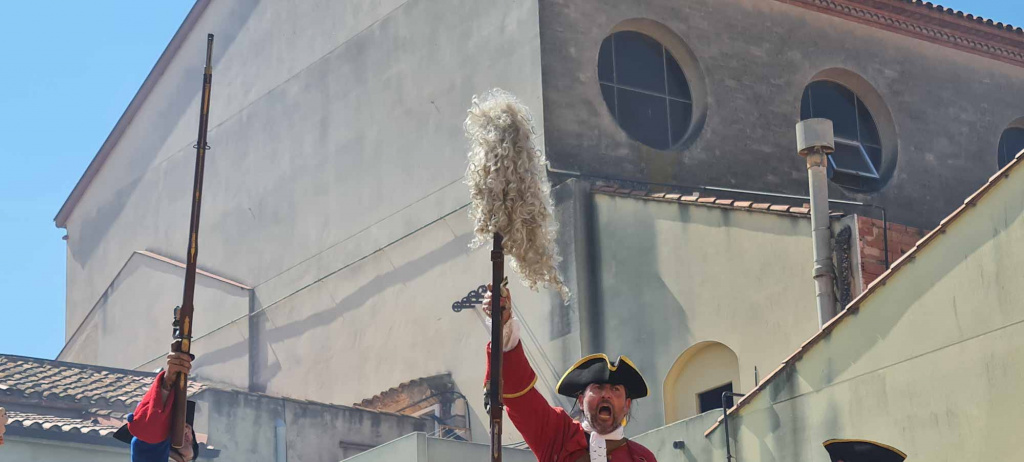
487,249,505,462
170,33,214,449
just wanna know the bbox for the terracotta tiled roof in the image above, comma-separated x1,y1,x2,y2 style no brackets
6,410,121,437
356,374,456,414
0,354,205,411
705,149,1024,437
593,185,814,217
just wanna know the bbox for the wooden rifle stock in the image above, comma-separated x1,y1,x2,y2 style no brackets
171,33,214,449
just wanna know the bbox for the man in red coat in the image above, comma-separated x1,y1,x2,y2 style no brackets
484,287,657,462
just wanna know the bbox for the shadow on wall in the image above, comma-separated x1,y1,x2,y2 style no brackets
589,195,695,434
69,0,261,268
194,231,475,389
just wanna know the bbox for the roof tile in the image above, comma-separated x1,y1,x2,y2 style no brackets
0,355,205,411
592,185,816,217
6,410,121,437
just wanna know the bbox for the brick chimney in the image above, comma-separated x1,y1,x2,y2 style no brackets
857,216,923,287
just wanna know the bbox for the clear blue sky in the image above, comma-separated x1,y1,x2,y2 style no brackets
0,1,1020,360
0,2,194,359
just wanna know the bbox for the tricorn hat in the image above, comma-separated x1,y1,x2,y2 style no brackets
556,354,648,399
114,400,200,459
823,439,906,462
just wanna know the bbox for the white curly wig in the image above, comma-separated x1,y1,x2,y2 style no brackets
464,89,569,301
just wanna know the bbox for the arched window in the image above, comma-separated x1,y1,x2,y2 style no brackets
998,127,1024,169
598,31,692,150
823,439,907,462
800,81,884,191
663,341,740,423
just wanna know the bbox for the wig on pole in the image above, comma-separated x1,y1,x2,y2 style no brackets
465,89,569,299
465,88,568,462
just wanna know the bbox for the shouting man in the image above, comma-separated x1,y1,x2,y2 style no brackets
484,287,657,462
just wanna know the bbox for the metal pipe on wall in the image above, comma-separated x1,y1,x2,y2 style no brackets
796,119,838,327
275,418,287,462
722,391,745,462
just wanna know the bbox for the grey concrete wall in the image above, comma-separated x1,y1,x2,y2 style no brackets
60,0,544,355
196,388,430,462
341,432,536,462
589,193,821,435
538,0,1024,229
58,251,250,378
727,161,1024,460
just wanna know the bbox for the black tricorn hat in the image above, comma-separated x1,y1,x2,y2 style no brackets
823,439,906,462
114,400,200,460
556,353,648,399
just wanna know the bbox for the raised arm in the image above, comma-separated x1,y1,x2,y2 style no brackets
483,288,585,460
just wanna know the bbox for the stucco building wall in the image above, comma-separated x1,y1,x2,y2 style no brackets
195,388,430,462
588,192,821,434
59,0,544,351
726,157,1024,461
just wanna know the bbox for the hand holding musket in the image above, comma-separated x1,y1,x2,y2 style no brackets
464,89,568,462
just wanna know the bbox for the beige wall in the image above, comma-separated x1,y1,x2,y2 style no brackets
664,341,740,423
590,193,823,434
726,168,1024,461
58,0,549,445
61,0,545,352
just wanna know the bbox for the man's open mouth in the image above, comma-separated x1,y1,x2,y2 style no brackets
598,404,613,417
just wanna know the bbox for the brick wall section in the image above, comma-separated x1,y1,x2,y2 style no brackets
857,216,924,286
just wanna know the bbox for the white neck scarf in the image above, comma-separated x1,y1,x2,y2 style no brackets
581,419,625,462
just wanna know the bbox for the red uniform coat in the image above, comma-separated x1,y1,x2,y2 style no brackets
486,342,657,462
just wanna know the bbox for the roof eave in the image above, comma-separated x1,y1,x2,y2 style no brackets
773,0,1024,69
53,0,212,229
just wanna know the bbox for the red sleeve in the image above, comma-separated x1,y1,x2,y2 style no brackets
127,371,174,444
485,341,586,461
627,440,658,462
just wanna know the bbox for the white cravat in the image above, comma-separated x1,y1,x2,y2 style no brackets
581,419,625,462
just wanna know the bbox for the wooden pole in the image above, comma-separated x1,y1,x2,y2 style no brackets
488,233,505,462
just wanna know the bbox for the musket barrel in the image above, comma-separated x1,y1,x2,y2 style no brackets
171,33,214,449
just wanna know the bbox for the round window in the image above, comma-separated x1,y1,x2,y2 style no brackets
598,31,692,150
800,81,884,191
998,127,1024,169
